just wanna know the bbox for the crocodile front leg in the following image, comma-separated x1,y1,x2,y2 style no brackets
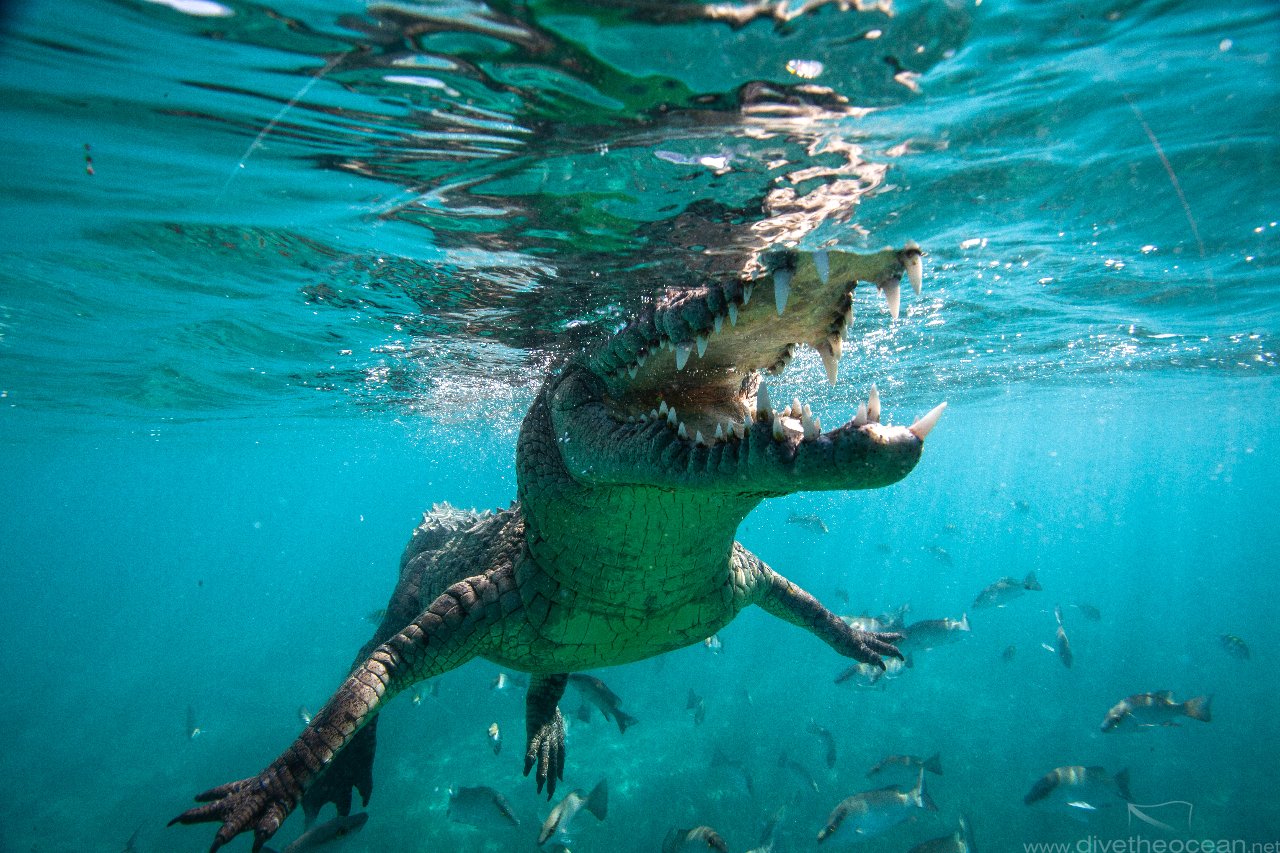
523,673,568,798
733,544,903,668
171,569,518,852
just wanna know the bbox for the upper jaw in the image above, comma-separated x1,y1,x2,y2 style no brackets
583,243,941,447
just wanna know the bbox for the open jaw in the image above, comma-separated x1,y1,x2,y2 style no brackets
562,243,946,492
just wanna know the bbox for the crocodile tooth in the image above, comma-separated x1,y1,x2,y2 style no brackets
802,403,812,418
868,384,881,423
628,364,638,379
904,240,922,294
844,305,855,329
817,340,839,386
743,413,753,429
909,401,947,440
732,420,745,439
757,384,772,417
637,351,647,366
696,428,706,445
774,268,791,315
772,416,785,440
696,335,709,358
728,303,738,326
659,400,669,417
713,314,723,334
882,279,901,320
678,422,688,439
854,402,868,426
802,411,820,440
742,283,753,306
650,408,658,419
714,423,724,441
791,397,802,418
668,406,678,427
812,414,822,434
779,404,792,419
675,341,692,370
814,250,829,284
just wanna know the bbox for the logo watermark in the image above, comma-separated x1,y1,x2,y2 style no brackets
1128,801,1195,833
1023,840,1279,853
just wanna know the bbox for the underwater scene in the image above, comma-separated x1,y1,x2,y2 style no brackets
1,0,1278,851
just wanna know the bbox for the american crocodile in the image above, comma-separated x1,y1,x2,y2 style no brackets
172,245,944,851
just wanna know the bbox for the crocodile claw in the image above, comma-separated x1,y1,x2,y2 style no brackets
523,707,566,799
170,767,298,852
849,629,905,670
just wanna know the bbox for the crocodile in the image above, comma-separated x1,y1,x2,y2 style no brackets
172,244,944,851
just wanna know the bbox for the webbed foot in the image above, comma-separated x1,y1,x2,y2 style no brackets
169,765,300,853
523,706,566,798
301,717,377,824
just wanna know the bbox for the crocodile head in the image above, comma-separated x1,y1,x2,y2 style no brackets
536,243,944,498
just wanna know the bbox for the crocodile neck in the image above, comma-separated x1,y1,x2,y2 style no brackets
516,374,761,610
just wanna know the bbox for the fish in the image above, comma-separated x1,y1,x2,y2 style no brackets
928,544,953,565
447,785,520,828
835,654,911,687
779,752,819,793
537,779,608,845
297,705,312,726
1024,765,1131,810
1219,633,1250,660
900,613,970,651
1054,605,1073,669
841,603,910,634
410,681,439,705
704,634,724,653
908,815,977,853
262,812,369,853
1100,691,1213,732
1002,644,1017,662
787,512,829,533
488,722,502,755
567,674,638,734
492,672,509,691
1073,603,1102,621
663,825,729,852
807,720,837,768
818,768,937,843
687,688,706,725
867,752,942,778
121,823,142,852
833,588,851,605
972,572,1041,608
186,705,202,739
712,745,755,797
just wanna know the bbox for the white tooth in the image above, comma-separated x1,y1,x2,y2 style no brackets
829,334,843,359
802,412,820,440
903,242,922,295
695,429,705,445
854,402,868,426
868,384,880,423
714,423,724,441
780,404,792,418
659,400,669,416
714,314,723,334
678,422,688,439
650,408,658,419
743,413,753,428
628,364,638,379
728,303,738,326
774,269,792,315
817,340,839,386
813,415,821,433
772,416,785,440
757,384,772,417
676,342,692,370
844,305,855,329
733,420,745,439
696,335,709,358
814,250,829,284
791,397,802,417
909,402,947,439
637,351,647,366
742,284,753,306
802,403,812,418
882,280,901,320
668,406,678,427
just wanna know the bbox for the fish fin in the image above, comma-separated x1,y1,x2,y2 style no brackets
1023,571,1041,590
1185,694,1213,722
1154,690,1174,701
584,779,609,821
1114,768,1132,802
914,768,938,812
958,612,970,631
615,710,639,734
923,752,943,775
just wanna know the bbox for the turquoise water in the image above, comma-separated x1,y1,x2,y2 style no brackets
1,0,1278,851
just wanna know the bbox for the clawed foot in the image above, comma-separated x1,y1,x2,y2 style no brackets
170,765,300,852
523,707,566,799
848,629,904,670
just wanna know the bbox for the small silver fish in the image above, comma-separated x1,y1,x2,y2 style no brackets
835,654,911,687
1101,691,1212,732
1024,765,1130,809
1002,644,1017,662
567,674,638,734
867,752,942,778
297,705,312,726
1219,633,1250,660
703,634,723,653
488,722,502,756
185,705,202,739
806,721,836,769
787,512,829,534
538,780,608,845
663,825,729,853
818,769,936,843
972,572,1041,608
447,785,520,828
1054,605,1073,669
268,812,368,853
779,752,819,793
900,614,970,651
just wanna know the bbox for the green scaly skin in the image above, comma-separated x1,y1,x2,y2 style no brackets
172,245,936,852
